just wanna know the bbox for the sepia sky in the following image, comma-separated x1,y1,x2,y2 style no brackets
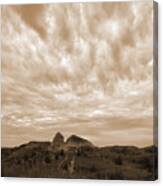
1,1,154,147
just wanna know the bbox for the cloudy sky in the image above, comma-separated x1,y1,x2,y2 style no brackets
1,1,154,147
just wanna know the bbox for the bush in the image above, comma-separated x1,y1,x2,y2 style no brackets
114,156,123,165
44,156,51,164
89,165,97,172
109,169,124,180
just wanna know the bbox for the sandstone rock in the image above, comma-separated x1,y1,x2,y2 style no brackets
66,135,93,147
51,132,64,150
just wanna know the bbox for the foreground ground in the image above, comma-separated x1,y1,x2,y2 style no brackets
1,133,158,180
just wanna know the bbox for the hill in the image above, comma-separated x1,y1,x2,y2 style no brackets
1,133,158,180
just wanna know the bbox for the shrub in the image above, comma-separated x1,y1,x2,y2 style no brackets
44,156,51,164
114,156,123,165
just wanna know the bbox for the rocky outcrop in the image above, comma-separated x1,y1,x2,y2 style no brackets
51,133,93,151
51,132,64,150
66,134,93,148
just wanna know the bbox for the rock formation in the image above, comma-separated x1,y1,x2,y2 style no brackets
51,133,93,151
66,134,93,147
51,132,64,150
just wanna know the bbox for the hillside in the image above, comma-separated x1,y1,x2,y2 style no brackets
1,133,158,180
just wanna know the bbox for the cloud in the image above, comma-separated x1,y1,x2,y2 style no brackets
1,2,154,147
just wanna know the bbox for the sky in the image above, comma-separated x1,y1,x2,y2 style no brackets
1,1,154,147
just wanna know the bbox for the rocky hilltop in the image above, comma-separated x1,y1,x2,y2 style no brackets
1,132,158,180
51,132,94,151
66,134,93,147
